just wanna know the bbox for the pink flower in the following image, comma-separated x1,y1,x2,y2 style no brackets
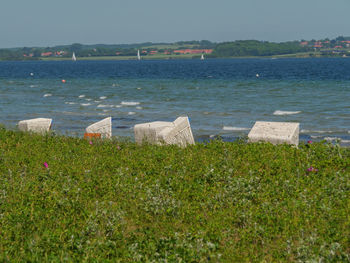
307,140,312,144
116,145,120,150
89,141,93,145
307,166,318,172
43,162,49,168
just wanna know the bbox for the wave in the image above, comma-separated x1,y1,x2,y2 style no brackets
43,93,52,97
78,95,85,98
121,101,140,106
81,103,91,106
128,112,136,115
223,126,250,131
302,129,349,134
301,129,328,134
65,102,77,105
273,110,301,116
136,106,143,110
99,96,107,99
97,104,114,108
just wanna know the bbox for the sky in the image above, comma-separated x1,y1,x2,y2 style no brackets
1,0,350,48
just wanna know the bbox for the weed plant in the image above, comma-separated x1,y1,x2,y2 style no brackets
0,127,349,262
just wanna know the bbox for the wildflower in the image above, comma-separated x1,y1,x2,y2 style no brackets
116,145,120,150
89,141,93,145
307,166,318,172
43,162,49,168
307,140,312,144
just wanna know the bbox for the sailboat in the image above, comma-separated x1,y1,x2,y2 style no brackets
137,49,141,60
200,54,205,60
72,52,77,61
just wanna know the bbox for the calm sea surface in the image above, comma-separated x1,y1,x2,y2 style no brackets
0,58,349,145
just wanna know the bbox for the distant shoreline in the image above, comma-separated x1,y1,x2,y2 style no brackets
1,53,348,62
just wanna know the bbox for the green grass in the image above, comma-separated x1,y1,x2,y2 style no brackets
0,127,349,262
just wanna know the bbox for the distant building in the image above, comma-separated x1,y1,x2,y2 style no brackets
23,53,34,57
55,51,65,56
41,52,53,57
173,49,213,54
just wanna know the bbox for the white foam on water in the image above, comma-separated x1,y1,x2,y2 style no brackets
310,135,322,139
115,105,122,108
85,98,92,101
121,101,140,106
301,129,328,134
128,112,136,115
103,109,109,112
97,104,114,108
136,106,143,110
100,96,107,99
43,93,52,97
65,102,77,105
137,88,142,90
81,103,91,106
94,100,101,103
223,126,250,131
98,113,108,116
30,85,36,88
79,95,85,98
273,110,301,116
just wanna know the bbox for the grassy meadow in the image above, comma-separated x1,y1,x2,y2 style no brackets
0,126,349,262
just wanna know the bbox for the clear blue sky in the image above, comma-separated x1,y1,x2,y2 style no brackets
1,0,349,48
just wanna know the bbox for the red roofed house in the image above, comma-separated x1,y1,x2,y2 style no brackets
173,49,213,54
41,52,53,57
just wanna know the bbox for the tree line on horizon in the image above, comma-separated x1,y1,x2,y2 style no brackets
1,36,349,60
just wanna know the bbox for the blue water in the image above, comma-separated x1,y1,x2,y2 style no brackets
0,58,349,145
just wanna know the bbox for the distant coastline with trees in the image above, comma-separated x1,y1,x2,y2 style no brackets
1,36,350,61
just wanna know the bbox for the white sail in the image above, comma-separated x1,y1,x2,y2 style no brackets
137,49,141,60
201,54,205,60
72,52,77,61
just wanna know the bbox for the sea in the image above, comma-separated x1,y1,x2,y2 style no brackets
0,58,349,146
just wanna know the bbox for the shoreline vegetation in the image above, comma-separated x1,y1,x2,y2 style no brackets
1,36,350,61
0,127,349,261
